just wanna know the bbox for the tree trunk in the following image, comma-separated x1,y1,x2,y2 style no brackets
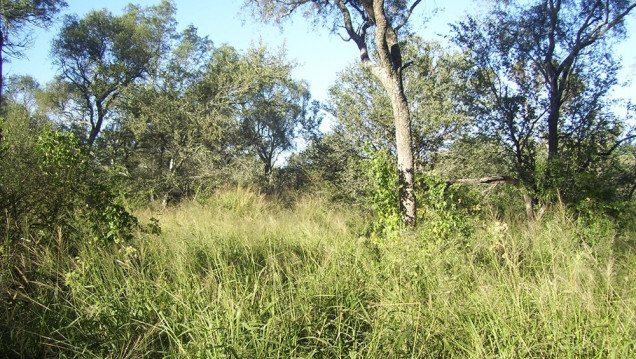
524,193,535,223
544,76,562,193
161,193,169,209
369,65,417,226
388,76,417,226
547,89,560,161
332,0,417,226
369,0,417,226
0,30,4,112
88,105,105,147
264,162,272,177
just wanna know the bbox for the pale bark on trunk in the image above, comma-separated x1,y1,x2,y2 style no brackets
370,66,416,226
0,30,4,112
392,85,417,226
332,0,417,226
370,0,417,226
523,193,535,223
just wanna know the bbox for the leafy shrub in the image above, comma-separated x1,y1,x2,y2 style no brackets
364,147,402,236
0,119,137,246
416,174,479,241
362,148,480,241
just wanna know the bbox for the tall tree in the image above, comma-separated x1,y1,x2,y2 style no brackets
327,37,470,170
456,0,635,164
236,46,320,179
5,74,40,114
0,0,66,110
531,0,635,162
244,0,423,226
51,0,176,147
116,29,318,202
452,0,636,215
116,27,225,205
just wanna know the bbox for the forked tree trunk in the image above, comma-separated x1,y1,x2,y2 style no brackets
331,0,418,226
369,0,417,226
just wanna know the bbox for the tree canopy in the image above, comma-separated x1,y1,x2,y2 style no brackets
244,0,427,225
451,0,636,218
0,0,66,109
1,0,634,228
51,0,175,146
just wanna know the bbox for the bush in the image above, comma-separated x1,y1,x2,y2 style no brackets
0,115,137,246
364,147,402,235
416,174,479,241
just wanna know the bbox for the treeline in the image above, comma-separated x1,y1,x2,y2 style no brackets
1,1,635,355
1,0,635,242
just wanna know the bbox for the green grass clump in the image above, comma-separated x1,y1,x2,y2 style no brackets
1,187,634,357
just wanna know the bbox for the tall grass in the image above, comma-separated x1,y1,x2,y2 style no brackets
1,187,634,357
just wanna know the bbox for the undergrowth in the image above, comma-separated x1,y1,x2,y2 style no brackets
1,187,634,357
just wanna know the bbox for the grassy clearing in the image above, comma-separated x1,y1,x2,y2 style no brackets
1,187,634,357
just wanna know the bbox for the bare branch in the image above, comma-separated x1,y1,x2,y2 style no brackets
599,134,636,156
395,0,422,32
333,0,370,63
575,1,636,50
449,176,521,187
336,28,352,42
348,1,366,19
371,0,392,69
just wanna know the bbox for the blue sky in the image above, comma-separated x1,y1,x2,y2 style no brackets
6,0,635,105
5,0,485,102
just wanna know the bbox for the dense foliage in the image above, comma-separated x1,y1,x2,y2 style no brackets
1,189,634,357
0,103,138,246
0,0,635,357
451,0,636,216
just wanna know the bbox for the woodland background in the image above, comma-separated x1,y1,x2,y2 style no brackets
1,0,635,357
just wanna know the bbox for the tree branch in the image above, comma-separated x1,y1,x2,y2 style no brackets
372,0,392,70
599,134,636,156
333,0,370,63
448,176,521,187
395,0,422,32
